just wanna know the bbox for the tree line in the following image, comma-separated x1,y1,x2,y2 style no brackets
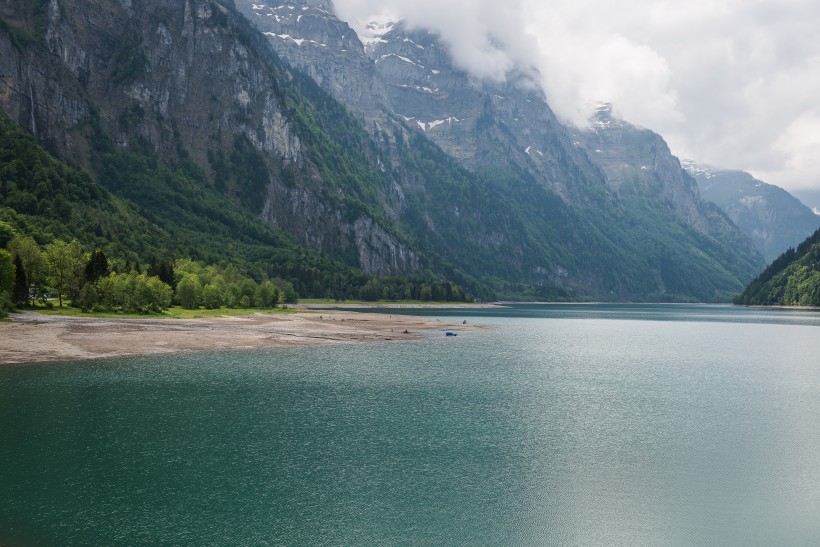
1,234,472,317
0,235,298,316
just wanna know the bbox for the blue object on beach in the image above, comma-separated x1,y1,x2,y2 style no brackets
445,331,457,336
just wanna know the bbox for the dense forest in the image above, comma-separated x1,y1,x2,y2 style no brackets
734,227,820,306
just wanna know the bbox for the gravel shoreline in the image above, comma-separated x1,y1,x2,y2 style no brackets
0,310,479,364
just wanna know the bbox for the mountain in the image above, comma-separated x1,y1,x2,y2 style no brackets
0,0,438,277
1,0,764,301
683,161,820,263
0,0,444,300
735,227,820,306
237,0,764,301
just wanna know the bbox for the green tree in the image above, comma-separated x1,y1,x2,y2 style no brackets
146,276,173,311
202,283,225,309
7,235,46,303
0,220,17,248
79,282,97,312
147,256,175,288
272,277,299,303
254,280,279,308
238,278,257,306
176,273,202,309
46,239,86,307
0,249,14,315
95,273,122,311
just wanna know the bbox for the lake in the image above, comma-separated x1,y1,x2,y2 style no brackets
2,304,819,545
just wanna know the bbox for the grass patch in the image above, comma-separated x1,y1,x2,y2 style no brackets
299,298,482,306
162,307,298,319
26,305,298,319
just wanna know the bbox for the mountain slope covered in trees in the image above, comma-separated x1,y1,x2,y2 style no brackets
735,228,820,306
0,110,472,302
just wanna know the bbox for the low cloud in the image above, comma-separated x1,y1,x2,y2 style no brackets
335,0,820,193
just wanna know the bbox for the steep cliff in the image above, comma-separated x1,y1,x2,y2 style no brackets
235,0,764,300
0,0,419,276
235,0,391,129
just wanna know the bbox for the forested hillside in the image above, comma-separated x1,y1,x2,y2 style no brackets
0,112,470,303
735,228,820,306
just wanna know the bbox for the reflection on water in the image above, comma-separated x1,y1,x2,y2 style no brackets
1,304,819,545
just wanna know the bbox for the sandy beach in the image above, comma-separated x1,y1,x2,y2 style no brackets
0,310,480,365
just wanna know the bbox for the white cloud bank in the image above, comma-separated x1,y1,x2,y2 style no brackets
335,0,820,193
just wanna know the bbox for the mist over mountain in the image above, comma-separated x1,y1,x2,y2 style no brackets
238,0,763,300
1,0,766,301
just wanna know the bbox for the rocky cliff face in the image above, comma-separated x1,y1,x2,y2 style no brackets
235,0,391,129
577,104,715,235
235,1,607,205
233,0,765,298
0,0,419,276
366,22,609,206
683,161,820,262
575,105,762,261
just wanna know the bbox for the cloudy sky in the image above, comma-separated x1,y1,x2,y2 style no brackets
335,0,820,196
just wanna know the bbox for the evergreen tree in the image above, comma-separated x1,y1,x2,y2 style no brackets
85,249,109,284
7,236,46,302
148,257,175,289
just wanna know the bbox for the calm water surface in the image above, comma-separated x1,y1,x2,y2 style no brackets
2,304,819,545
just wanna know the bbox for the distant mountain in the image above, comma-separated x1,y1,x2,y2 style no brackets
735,227,820,306
683,161,820,263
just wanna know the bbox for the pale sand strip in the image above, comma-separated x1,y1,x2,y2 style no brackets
0,310,479,364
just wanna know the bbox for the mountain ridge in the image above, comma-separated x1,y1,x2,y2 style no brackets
236,0,763,300
1,0,765,301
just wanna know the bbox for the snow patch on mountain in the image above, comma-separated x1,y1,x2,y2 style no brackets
357,13,401,45
264,32,327,47
680,159,718,179
400,115,462,131
377,53,424,69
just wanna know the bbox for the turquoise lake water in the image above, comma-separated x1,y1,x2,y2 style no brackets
2,304,819,545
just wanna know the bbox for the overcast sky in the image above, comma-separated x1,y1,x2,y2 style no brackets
335,0,820,194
